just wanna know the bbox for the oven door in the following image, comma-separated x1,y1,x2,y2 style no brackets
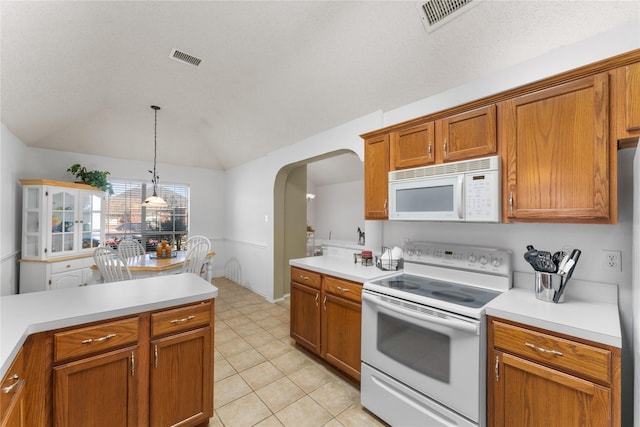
361,290,484,423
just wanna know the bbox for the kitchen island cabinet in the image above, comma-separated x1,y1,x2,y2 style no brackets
0,274,217,427
488,317,620,427
1,348,25,427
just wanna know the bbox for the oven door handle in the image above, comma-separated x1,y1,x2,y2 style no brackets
363,292,479,335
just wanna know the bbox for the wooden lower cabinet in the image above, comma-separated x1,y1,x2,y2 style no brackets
290,267,362,381
1,348,25,427
4,299,215,427
150,328,212,427
54,346,139,427
488,317,620,427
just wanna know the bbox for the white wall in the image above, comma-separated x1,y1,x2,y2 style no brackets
1,124,29,295
312,180,364,242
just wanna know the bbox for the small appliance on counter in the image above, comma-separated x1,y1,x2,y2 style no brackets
523,244,581,303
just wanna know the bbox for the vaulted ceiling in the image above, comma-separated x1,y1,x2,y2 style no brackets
2,1,638,178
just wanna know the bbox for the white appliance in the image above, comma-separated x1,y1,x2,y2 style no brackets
633,147,640,426
388,156,501,222
361,241,512,427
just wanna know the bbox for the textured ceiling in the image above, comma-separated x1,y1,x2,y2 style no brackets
2,1,638,181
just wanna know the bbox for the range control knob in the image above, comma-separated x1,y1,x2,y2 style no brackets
407,249,415,256
491,258,502,268
479,256,488,265
415,249,423,257
468,254,477,263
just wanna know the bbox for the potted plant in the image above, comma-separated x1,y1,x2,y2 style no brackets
67,163,114,194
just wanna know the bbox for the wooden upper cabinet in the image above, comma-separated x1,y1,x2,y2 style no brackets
390,121,435,170
500,72,613,223
612,61,640,141
437,105,497,162
364,134,390,219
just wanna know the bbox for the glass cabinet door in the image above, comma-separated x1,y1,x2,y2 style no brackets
50,189,76,255
23,187,42,258
81,192,102,251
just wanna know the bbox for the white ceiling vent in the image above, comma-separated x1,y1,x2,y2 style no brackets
170,48,202,67
417,0,480,32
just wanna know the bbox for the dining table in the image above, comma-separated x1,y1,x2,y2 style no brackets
91,250,215,281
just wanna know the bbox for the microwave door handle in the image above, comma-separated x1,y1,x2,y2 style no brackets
456,175,464,219
363,292,479,334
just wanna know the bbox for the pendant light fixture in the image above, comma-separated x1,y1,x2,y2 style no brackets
141,105,168,207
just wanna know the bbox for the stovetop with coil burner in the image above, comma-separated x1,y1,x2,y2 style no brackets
364,241,512,318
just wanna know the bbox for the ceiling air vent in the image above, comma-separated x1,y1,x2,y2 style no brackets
170,48,202,67
417,0,480,32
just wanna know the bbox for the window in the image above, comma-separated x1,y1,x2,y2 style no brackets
105,180,189,252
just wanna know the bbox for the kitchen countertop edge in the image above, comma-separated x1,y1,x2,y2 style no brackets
1,273,218,378
289,256,399,283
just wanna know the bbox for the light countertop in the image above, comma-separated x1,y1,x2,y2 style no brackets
486,271,621,347
289,255,399,283
1,273,218,378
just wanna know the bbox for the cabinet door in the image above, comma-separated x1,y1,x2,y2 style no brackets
22,186,43,259
50,270,84,290
0,381,25,427
150,327,212,427
290,281,321,354
79,191,103,253
364,134,390,219
1,348,25,427
321,291,362,381
390,122,435,170
501,73,611,223
613,62,640,140
49,189,78,256
490,351,611,427
53,346,139,427
437,105,497,162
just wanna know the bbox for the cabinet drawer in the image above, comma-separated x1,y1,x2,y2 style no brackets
54,317,139,362
291,267,321,289
492,320,611,384
324,275,362,303
1,347,24,415
51,257,92,274
151,301,212,338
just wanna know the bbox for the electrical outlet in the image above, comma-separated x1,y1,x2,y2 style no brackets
602,250,622,272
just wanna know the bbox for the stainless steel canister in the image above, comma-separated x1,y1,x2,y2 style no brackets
534,271,565,303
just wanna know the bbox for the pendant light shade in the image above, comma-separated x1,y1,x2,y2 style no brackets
142,105,168,208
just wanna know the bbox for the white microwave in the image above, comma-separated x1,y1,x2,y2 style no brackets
388,156,501,222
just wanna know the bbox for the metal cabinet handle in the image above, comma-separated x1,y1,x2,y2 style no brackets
525,342,563,356
131,352,135,376
315,293,319,308
336,286,350,293
299,275,309,281
2,375,20,394
509,192,514,215
82,333,116,344
494,356,499,382
323,295,327,311
154,344,158,368
428,142,432,158
443,139,447,157
170,315,195,324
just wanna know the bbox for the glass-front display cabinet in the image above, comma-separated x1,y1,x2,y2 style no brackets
20,179,105,293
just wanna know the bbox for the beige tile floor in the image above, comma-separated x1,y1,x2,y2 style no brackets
208,278,388,427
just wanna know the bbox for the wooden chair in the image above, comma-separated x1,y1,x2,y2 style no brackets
182,236,211,276
117,239,146,260
93,247,133,283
